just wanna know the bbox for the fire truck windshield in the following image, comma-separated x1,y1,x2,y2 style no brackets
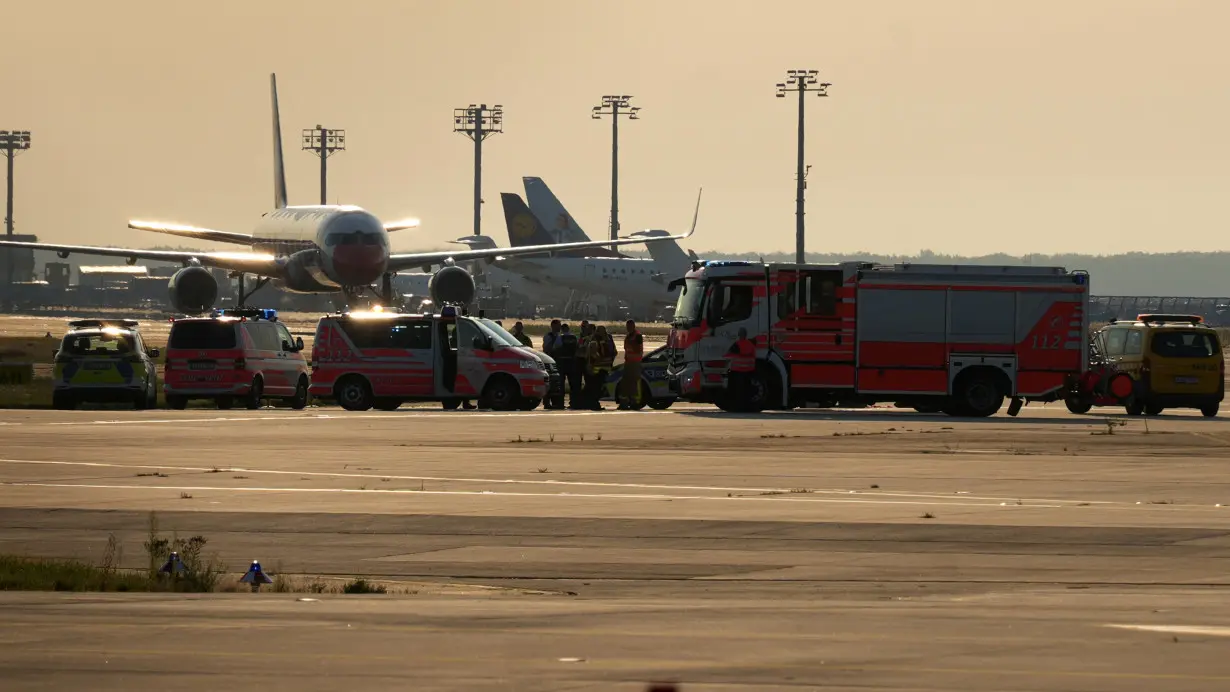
673,278,707,326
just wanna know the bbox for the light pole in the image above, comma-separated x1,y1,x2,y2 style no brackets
453,104,504,236
591,95,640,252
301,125,346,205
776,70,830,264
2,130,31,312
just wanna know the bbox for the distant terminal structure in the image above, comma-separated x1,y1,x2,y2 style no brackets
1090,296,1230,326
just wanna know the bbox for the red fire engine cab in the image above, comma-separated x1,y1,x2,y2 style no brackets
666,261,1090,417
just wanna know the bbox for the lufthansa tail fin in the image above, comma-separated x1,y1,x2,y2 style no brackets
271,73,288,209
523,177,588,244
501,193,562,249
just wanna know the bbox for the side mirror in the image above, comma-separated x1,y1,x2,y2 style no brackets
472,335,488,350
295,337,304,351
148,348,160,358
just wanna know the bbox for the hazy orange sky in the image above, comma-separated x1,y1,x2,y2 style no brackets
2,1,1227,256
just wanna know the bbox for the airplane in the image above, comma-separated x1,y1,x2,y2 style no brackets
523,176,700,272
0,74,695,316
494,192,699,320
521,176,627,258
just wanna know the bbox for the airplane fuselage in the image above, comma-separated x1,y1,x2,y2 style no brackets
499,256,673,307
250,205,390,293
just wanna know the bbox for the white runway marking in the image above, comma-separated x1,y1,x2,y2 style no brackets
0,458,1101,506
0,481,1065,508
1106,624,1230,638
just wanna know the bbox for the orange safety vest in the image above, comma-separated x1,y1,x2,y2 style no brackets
728,338,756,372
624,332,644,363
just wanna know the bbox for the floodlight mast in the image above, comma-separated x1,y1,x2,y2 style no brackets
1,130,31,313
301,125,346,205
453,104,504,236
776,70,830,264
592,95,640,252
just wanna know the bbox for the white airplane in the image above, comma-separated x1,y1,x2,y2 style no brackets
0,74,692,315
493,191,699,319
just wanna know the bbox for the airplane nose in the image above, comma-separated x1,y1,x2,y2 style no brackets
331,245,388,285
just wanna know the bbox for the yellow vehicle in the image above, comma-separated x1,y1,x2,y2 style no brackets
1094,314,1223,417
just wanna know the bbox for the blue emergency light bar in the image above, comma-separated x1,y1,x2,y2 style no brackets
211,308,278,321
440,306,458,318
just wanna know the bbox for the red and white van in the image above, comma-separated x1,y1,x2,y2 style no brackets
164,308,311,410
309,308,549,411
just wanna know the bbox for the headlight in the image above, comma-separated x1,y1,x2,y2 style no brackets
520,359,543,370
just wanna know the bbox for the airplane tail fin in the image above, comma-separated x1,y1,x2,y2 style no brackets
271,73,288,209
630,230,692,276
501,193,560,249
523,177,589,243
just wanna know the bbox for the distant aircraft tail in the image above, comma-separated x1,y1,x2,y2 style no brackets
501,193,563,250
630,230,692,277
524,177,589,244
271,73,288,209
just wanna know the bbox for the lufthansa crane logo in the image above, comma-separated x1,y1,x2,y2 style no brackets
511,213,537,240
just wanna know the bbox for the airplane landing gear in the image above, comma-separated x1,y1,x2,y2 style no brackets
232,273,271,308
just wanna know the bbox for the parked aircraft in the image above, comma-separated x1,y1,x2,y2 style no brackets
0,75,689,314
497,192,699,319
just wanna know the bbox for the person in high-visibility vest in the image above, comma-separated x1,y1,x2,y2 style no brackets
727,327,756,407
618,319,644,410
584,325,616,410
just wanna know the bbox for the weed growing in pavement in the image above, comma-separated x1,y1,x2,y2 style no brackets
136,472,168,478
342,578,386,594
1095,418,1127,436
536,468,550,474
921,512,935,519
179,492,193,499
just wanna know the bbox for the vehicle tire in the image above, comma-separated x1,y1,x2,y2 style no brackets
373,398,402,411
1064,395,1094,415
335,376,374,412
517,398,542,411
1145,404,1165,416
1124,398,1144,416
244,376,264,410
441,399,462,410
913,404,944,414
52,391,75,410
481,375,520,412
216,396,234,410
167,395,188,410
648,398,674,410
744,370,772,413
955,374,1004,418
1201,402,1219,418
289,377,310,410
133,384,149,410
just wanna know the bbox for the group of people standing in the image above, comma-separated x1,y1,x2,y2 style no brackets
521,318,644,411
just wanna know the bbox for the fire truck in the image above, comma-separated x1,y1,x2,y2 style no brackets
666,261,1090,417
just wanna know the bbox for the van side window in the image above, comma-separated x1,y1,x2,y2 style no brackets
390,321,433,349
1103,329,1127,357
248,323,280,351
1124,330,1143,356
276,324,295,350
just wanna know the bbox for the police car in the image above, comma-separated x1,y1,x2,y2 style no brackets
604,344,676,410
52,319,159,410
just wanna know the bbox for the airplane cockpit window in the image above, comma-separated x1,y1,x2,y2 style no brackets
326,231,384,247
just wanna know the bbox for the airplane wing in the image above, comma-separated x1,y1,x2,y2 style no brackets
384,219,421,232
0,240,280,275
387,188,702,273
128,221,255,245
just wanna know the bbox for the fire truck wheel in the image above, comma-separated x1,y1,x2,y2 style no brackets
955,372,1004,418
481,375,520,411
1064,395,1094,415
373,398,402,411
335,376,374,412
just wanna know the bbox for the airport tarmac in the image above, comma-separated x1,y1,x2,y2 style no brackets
3,405,1230,690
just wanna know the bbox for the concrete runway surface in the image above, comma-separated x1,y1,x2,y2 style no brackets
3,404,1230,690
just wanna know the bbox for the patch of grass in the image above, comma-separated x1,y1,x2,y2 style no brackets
509,435,544,444
921,512,935,519
179,492,193,499
0,554,151,592
342,578,386,594
760,433,788,439
536,468,550,474
788,488,812,494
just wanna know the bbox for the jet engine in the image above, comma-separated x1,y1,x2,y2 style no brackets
428,265,475,308
168,266,218,315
